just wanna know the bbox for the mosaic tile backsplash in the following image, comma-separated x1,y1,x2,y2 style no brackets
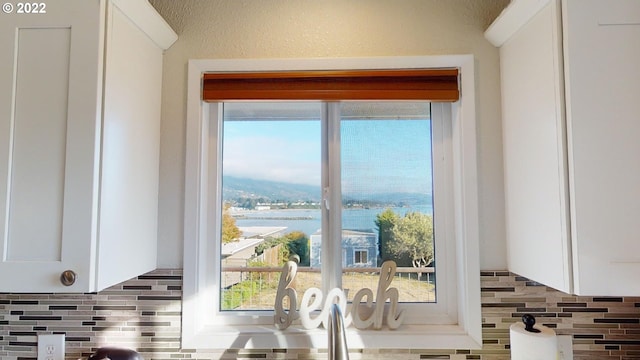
1,270,639,360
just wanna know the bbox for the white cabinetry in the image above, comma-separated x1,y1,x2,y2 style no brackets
486,0,640,296
0,0,177,292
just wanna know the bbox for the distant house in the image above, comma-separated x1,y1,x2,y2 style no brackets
221,237,265,267
221,226,287,287
239,226,287,240
309,229,378,268
221,226,287,265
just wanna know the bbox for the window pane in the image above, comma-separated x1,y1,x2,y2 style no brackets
220,102,322,311
354,249,368,264
340,102,436,303
218,101,435,312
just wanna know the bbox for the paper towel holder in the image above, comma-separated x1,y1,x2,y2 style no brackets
522,314,541,333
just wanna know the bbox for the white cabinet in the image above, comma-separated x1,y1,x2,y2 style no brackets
0,0,177,292
486,0,640,296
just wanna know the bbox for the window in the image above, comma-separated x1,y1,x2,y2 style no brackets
220,101,438,311
183,56,482,350
354,249,368,265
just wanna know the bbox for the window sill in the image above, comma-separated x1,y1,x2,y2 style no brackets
184,324,483,350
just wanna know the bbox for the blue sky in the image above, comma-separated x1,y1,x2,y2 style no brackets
341,119,432,195
222,115,433,195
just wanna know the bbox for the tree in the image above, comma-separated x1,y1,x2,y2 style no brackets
375,208,400,264
284,231,310,266
222,202,241,243
388,212,434,270
254,231,310,266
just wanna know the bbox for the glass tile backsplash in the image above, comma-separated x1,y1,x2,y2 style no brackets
1,270,639,360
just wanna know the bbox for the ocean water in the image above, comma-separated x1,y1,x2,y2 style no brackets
234,206,433,237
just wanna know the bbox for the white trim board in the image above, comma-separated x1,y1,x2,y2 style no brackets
111,0,177,50
484,0,553,47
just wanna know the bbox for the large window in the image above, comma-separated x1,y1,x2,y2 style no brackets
220,101,440,312
183,56,481,350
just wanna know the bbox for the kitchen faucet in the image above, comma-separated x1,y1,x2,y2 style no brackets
328,303,350,360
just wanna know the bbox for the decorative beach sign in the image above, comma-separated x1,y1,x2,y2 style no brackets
274,260,405,330
274,260,299,330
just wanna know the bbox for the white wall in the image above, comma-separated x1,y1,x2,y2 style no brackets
149,0,509,270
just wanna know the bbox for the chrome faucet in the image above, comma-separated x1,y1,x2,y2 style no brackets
328,303,350,360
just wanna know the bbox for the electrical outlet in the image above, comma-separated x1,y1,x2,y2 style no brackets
37,334,65,360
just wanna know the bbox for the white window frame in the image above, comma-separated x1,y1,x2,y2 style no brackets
354,249,368,265
183,56,481,350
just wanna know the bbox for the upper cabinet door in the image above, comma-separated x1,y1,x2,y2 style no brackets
495,0,573,294
562,0,640,295
488,0,640,296
0,0,104,292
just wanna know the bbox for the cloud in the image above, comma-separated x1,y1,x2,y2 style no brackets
223,134,320,186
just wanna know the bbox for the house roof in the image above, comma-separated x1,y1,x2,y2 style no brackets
221,237,265,256
221,226,287,256
240,226,287,238
311,229,376,236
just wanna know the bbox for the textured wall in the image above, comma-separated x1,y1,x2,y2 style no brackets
148,0,510,270
2,269,639,360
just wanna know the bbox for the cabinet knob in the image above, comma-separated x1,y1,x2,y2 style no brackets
60,270,77,286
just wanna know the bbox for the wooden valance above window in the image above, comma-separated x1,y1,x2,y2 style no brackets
202,68,459,102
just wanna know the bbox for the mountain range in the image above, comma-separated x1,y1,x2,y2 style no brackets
222,176,431,206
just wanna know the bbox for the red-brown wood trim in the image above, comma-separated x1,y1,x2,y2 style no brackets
202,68,459,102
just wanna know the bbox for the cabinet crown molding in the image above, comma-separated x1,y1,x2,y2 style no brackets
484,0,553,47
111,0,177,50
